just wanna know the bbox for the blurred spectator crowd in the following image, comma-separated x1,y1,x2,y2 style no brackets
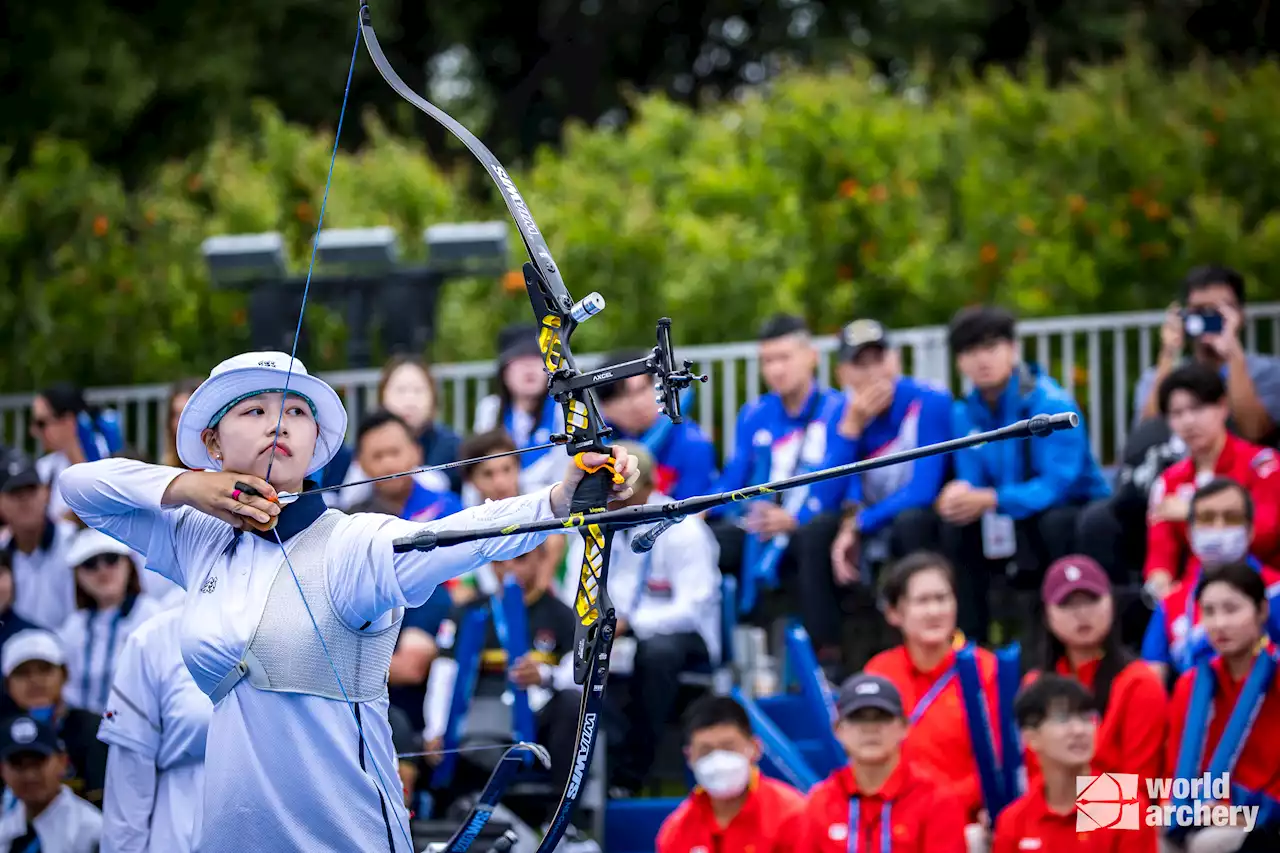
0,263,1279,851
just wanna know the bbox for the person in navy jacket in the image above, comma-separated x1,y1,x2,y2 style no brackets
937,306,1110,642
707,314,845,606
594,348,719,501
797,319,953,675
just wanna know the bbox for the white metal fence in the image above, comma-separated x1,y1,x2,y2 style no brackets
3,304,1278,466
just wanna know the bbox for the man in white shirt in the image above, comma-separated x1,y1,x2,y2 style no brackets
0,715,102,853
563,441,722,794
0,455,78,631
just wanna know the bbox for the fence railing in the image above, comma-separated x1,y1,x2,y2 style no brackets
3,303,1278,467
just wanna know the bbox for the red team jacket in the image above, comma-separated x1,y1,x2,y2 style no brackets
1144,434,1280,582
1166,651,1280,806
1022,657,1169,786
793,762,966,853
863,642,1000,821
655,772,806,853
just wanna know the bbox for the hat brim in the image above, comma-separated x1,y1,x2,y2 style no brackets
0,743,56,762
3,652,65,678
64,536,133,571
1046,581,1109,607
839,698,902,719
177,365,347,477
0,472,41,493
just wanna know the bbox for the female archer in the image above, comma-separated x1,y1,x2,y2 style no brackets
60,350,638,853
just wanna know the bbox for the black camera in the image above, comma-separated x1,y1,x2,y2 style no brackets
1182,309,1225,337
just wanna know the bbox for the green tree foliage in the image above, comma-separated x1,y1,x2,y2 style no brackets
3,52,1279,391
5,1,1277,175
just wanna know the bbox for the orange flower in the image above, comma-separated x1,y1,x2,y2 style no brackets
143,208,157,225
1016,215,1037,236
1067,194,1087,214
979,243,998,264
295,201,314,223
869,184,889,203
1139,241,1169,259
1073,365,1088,386
187,174,203,192
836,264,854,281
502,269,526,293
860,241,877,260
1143,200,1167,221
231,308,248,326
838,179,860,198
1204,130,1218,147
117,278,133,294
1110,220,1131,239
1211,106,1226,123
1129,189,1146,207
92,216,109,237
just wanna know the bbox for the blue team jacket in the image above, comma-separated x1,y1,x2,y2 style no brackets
951,363,1110,520
812,376,954,535
710,385,846,522
608,419,718,501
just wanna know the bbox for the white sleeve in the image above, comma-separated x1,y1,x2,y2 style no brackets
58,459,200,589
473,395,501,433
422,656,458,743
544,653,578,694
628,520,720,641
101,746,156,853
327,487,559,629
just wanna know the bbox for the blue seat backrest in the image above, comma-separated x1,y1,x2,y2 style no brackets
721,575,737,665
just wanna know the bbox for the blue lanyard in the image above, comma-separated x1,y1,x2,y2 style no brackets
848,798,892,853
490,597,510,652
908,669,954,726
82,607,125,711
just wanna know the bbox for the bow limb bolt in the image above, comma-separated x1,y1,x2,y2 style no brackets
358,7,705,850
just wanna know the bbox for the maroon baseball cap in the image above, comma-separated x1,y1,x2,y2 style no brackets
1041,555,1111,606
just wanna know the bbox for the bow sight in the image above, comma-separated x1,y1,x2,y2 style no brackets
531,286,708,451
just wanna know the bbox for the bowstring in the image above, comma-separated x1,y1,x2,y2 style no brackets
262,16,413,851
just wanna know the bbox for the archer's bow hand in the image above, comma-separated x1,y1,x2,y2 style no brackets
549,446,641,516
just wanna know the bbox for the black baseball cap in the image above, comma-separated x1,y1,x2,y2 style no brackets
836,674,905,718
0,454,41,493
838,319,888,361
0,716,63,762
496,324,542,368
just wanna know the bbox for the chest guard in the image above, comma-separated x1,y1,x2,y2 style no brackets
209,511,402,704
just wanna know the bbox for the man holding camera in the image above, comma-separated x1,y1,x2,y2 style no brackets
1134,265,1280,446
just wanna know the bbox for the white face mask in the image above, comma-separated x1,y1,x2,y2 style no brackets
691,749,752,799
1191,526,1250,566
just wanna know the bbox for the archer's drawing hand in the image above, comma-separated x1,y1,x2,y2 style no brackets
163,471,281,529
550,446,640,515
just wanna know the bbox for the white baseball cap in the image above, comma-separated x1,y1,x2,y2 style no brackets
2,630,66,678
65,528,134,571
176,351,347,477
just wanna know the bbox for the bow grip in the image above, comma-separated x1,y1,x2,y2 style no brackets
567,459,617,685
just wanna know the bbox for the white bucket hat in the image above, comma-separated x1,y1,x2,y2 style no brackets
65,528,134,570
176,351,347,477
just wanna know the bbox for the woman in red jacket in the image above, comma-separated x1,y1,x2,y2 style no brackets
1025,555,1168,782
1166,562,1280,852
863,551,999,823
